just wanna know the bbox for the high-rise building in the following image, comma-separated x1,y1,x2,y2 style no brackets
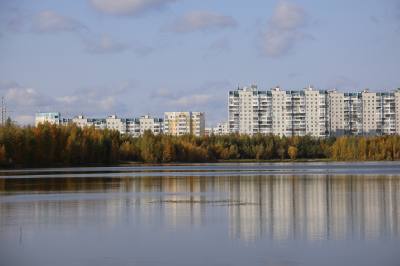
361,90,378,135
271,87,286,136
229,86,330,137
164,112,205,136
395,89,400,135
376,92,396,135
228,85,274,135
229,86,400,137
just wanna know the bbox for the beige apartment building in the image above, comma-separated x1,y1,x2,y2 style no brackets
163,112,205,136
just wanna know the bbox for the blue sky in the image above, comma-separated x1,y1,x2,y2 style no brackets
0,0,399,125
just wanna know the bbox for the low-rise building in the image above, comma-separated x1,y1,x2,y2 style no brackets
212,122,229,135
139,115,163,135
106,115,127,134
35,112,61,126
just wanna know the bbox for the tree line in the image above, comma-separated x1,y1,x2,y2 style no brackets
0,122,400,167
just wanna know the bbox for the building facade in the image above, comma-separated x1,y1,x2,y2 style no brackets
106,115,127,134
68,114,164,136
139,115,163,135
213,122,230,135
35,112,61,126
229,86,400,137
164,112,205,136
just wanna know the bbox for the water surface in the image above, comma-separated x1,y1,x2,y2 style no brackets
1,162,399,266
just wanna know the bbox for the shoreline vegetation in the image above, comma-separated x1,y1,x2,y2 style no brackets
1,122,400,168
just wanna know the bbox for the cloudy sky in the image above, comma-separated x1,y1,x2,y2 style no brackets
0,0,399,125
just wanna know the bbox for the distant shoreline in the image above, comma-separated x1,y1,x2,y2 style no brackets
2,159,400,170
1,123,400,169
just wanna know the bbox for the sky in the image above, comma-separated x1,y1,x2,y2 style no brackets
0,0,399,126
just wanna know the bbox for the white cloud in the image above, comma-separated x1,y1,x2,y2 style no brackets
32,10,85,33
5,87,52,109
55,88,125,114
167,94,212,107
270,1,306,30
83,34,130,54
261,1,309,57
149,80,231,125
0,82,54,124
0,81,131,125
168,11,237,33
89,0,177,16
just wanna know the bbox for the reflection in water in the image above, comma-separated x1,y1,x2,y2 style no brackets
1,175,399,243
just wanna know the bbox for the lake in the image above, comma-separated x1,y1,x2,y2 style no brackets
0,162,399,266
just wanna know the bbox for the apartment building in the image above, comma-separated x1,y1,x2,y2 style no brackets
213,122,230,135
361,90,378,135
68,114,164,136
376,92,396,135
35,112,61,126
396,89,400,134
271,87,286,136
229,85,274,135
71,115,106,130
204,128,213,136
229,86,400,137
164,112,205,136
106,115,127,134
229,86,329,137
139,115,163,135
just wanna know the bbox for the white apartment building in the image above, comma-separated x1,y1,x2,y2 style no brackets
164,112,205,136
106,115,127,134
271,87,286,136
126,118,140,137
229,86,329,137
71,115,107,130
72,115,91,128
361,90,378,135
396,89,400,134
139,115,163,135
328,91,345,136
69,114,163,136
328,91,363,136
229,86,400,137
35,112,61,126
229,85,274,135
376,92,396,135
212,122,230,135
204,128,213,136
344,92,362,135
305,88,329,137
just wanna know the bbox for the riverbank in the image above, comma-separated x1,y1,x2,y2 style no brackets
1,123,400,168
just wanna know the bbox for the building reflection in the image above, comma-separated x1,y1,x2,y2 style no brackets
0,175,399,242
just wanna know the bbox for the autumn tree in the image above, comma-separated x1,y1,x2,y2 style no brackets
288,146,298,160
